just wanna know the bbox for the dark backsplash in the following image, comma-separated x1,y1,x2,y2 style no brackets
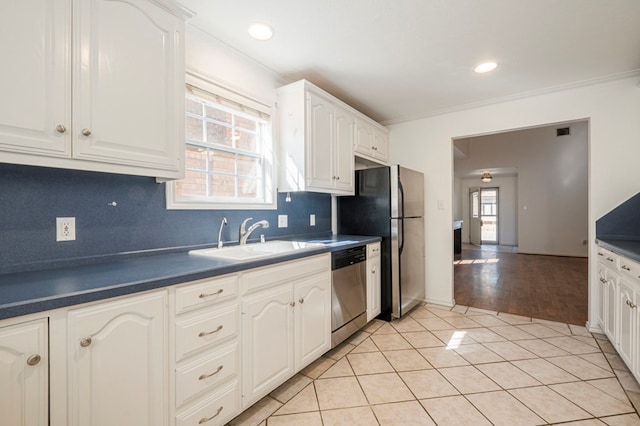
0,163,331,273
596,192,640,240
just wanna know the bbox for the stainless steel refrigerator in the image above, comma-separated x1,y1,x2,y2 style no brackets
338,165,425,320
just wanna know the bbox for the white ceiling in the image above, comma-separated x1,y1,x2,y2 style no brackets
180,0,640,125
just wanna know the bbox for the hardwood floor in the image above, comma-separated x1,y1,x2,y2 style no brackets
454,248,588,325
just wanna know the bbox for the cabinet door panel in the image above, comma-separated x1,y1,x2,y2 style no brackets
306,91,334,190
605,276,617,341
334,106,354,193
618,281,636,369
242,285,294,406
68,291,168,426
597,263,607,329
295,273,331,370
0,0,70,157
0,319,48,426
367,252,381,322
74,0,181,171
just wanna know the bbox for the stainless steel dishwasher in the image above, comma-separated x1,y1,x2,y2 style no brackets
331,245,367,347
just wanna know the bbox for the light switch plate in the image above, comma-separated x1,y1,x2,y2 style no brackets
278,215,288,228
310,214,316,226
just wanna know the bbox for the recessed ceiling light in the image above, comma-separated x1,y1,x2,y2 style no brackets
474,61,498,73
248,22,273,41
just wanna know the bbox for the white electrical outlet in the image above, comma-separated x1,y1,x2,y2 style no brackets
310,214,316,226
278,215,288,228
56,217,76,241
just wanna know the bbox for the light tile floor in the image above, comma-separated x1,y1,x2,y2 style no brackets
229,304,640,425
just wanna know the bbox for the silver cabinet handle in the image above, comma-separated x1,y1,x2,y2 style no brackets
55,124,67,133
81,128,92,136
26,354,41,366
199,289,223,299
289,301,296,307
199,365,223,380
627,300,637,309
607,257,614,262
336,176,340,180
198,325,223,337
598,252,604,256
622,265,631,271
80,337,92,347
600,277,606,283
298,298,304,304
199,407,223,424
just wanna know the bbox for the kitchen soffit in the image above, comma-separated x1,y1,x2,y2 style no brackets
181,0,640,125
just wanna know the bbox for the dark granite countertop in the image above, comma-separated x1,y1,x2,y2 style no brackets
0,235,380,321
596,239,640,264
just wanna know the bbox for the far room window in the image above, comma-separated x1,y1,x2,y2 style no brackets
166,73,275,210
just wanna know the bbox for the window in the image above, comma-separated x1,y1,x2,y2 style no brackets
167,73,275,209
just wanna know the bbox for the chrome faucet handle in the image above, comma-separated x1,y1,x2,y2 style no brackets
217,217,227,249
240,218,253,233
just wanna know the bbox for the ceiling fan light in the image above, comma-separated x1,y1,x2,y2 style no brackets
248,22,274,41
474,61,498,73
481,172,493,182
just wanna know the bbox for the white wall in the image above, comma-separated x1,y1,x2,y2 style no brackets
388,76,640,329
460,176,518,247
455,122,588,256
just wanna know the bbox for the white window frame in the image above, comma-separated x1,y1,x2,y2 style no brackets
166,71,276,210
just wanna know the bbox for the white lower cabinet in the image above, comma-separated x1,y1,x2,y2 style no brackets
0,318,48,426
67,290,168,426
617,280,636,370
241,254,331,408
367,242,381,322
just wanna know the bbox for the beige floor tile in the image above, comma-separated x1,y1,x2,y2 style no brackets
496,312,532,325
550,381,634,417
431,329,477,346
320,406,378,426
418,346,469,368
489,325,537,341
399,369,459,399
466,390,545,426
401,331,444,348
374,323,399,335
345,330,371,346
465,327,506,343
266,411,322,426
470,314,509,327
420,395,491,426
230,396,282,426
383,349,433,371
614,370,640,393
573,335,599,347
409,306,439,319
443,316,484,329
515,323,565,338
475,362,541,389
425,305,462,317
508,385,591,423
371,333,413,351
357,372,415,404
273,384,319,415
350,337,380,354
300,356,335,379
438,365,501,394
314,376,368,410
625,390,640,413
451,304,469,314
514,338,570,357
543,336,601,354
557,420,605,425
482,341,537,361
270,374,313,404
324,342,355,360
547,355,615,380
415,317,455,331
606,352,630,371
319,357,354,379
373,400,436,425
362,319,385,333
532,317,571,330
391,316,427,333
511,358,580,385
601,413,640,425
587,378,631,405
579,352,613,372
599,339,618,354
569,324,592,336
466,307,499,316
346,351,394,375
453,343,505,364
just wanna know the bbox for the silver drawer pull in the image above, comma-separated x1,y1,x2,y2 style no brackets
81,128,92,136
199,407,223,424
199,289,224,299
26,354,41,366
600,277,606,283
199,365,223,380
55,124,67,133
622,265,631,271
289,301,296,307
199,325,223,337
598,252,604,256
299,298,304,304
80,337,92,347
607,257,614,262
626,300,637,309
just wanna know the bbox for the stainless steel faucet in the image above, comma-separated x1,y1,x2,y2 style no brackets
239,218,269,245
217,217,227,249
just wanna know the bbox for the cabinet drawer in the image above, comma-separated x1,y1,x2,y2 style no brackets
597,247,619,268
176,381,239,426
367,242,381,257
242,254,330,294
176,342,239,407
176,304,239,361
176,275,238,314
619,256,640,282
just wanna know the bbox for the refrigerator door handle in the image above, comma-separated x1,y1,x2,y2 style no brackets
399,218,405,254
398,180,405,219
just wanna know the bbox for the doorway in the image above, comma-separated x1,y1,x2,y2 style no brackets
469,187,499,246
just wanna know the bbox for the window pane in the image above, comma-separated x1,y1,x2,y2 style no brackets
210,174,235,198
235,115,256,131
210,150,235,175
235,129,258,152
207,122,233,147
237,154,260,177
176,171,207,197
472,192,479,218
186,98,203,116
238,177,259,198
185,145,207,170
206,105,232,124
186,116,203,142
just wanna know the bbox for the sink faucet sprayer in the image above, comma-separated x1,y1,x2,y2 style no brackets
217,217,227,249
239,218,269,245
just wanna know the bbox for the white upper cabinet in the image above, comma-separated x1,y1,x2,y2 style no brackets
0,0,189,179
354,115,389,164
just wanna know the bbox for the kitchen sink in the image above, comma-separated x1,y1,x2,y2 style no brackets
189,240,325,261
